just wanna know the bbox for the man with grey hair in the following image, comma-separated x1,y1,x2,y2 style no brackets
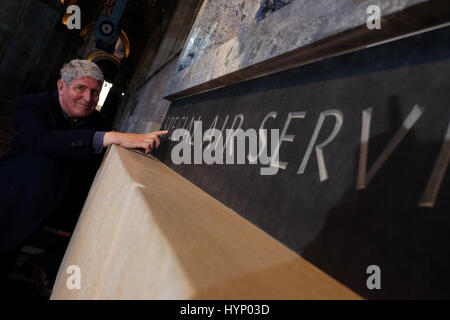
56,60,167,153
0,59,167,293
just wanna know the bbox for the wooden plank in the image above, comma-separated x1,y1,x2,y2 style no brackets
50,145,361,299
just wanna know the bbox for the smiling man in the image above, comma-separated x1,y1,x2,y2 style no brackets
0,60,167,292
57,75,102,120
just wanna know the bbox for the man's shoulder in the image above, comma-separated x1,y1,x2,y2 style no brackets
17,91,55,108
19,91,53,101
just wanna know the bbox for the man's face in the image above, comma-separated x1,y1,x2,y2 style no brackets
57,76,102,120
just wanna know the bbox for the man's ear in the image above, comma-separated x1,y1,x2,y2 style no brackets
57,79,65,93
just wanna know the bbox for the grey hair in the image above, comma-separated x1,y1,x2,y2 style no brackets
60,59,104,85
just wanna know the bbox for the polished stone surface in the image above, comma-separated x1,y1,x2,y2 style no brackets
166,0,425,97
51,145,361,299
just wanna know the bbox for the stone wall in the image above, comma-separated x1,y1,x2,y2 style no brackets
117,0,204,132
119,57,177,133
119,0,448,133
0,0,63,102
165,0,427,97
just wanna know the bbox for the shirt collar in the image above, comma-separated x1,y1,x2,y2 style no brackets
52,91,89,128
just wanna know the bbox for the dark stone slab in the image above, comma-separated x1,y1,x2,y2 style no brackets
154,26,450,299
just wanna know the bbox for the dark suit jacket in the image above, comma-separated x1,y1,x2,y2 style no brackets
0,91,112,252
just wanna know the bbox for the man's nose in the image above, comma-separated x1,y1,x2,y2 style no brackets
82,89,92,102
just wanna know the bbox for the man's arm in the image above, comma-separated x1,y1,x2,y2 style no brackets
103,131,169,154
13,94,167,159
13,95,99,160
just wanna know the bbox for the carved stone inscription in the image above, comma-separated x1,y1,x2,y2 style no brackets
154,27,450,299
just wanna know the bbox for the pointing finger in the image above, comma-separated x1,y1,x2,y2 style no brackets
151,130,169,136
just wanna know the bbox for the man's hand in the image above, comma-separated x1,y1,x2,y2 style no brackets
103,130,169,154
